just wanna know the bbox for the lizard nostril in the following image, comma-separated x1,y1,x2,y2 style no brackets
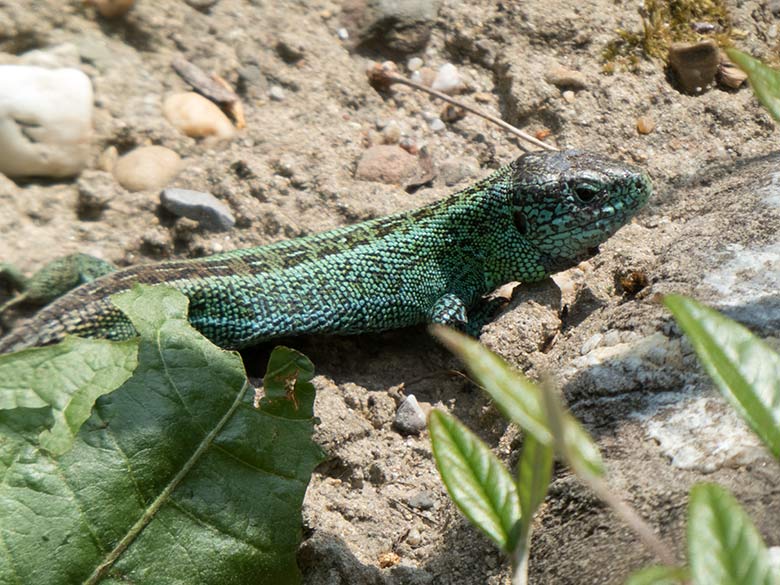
513,210,529,235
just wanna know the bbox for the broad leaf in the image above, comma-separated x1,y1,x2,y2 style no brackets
725,49,780,122
664,295,780,458
688,483,777,585
0,337,137,456
517,432,553,521
261,345,316,419
624,565,689,585
0,285,324,584
431,325,603,477
429,409,520,552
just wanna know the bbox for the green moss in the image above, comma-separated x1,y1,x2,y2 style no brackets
603,0,733,73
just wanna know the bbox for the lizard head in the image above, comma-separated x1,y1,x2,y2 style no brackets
509,149,652,273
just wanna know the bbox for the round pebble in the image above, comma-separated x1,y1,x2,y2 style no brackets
163,92,236,140
407,57,423,71
355,145,419,184
336,28,349,41
89,0,135,18
0,66,93,178
636,116,655,135
406,528,422,547
269,85,286,101
429,118,446,132
431,63,461,94
113,146,182,192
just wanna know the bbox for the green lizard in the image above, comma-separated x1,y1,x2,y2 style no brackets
0,150,651,354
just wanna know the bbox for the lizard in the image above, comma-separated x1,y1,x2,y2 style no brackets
0,149,652,354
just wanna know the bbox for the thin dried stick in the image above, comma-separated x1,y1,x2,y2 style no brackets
368,62,558,152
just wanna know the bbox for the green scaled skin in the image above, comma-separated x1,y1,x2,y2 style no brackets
0,150,652,354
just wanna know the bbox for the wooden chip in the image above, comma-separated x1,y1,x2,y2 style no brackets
212,74,246,129
171,56,238,105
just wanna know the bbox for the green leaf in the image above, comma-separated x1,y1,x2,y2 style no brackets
624,565,689,585
261,346,316,419
431,325,604,477
428,409,520,552
725,48,780,122
0,285,324,585
664,295,780,458
688,483,777,585
517,432,553,521
0,337,138,456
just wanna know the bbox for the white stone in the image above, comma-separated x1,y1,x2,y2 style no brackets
0,66,93,178
18,43,81,69
407,57,423,71
431,63,461,94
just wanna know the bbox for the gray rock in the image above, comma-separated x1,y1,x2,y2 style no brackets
160,188,235,232
340,0,440,55
394,394,426,435
407,490,435,510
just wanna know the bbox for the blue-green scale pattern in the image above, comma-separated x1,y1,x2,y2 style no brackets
0,150,652,353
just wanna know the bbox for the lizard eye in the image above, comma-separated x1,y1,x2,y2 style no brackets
571,182,600,203
513,210,529,235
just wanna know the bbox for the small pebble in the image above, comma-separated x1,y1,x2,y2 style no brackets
718,53,747,90
355,145,419,184
113,146,182,192
382,121,402,144
269,85,286,101
160,188,236,231
98,145,118,173
562,90,575,103
336,28,349,41
163,92,236,140
0,66,93,178
407,491,435,510
406,528,422,547
544,65,588,90
407,57,424,71
636,116,655,135
88,0,134,18
394,394,427,435
431,63,461,94
428,118,446,133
